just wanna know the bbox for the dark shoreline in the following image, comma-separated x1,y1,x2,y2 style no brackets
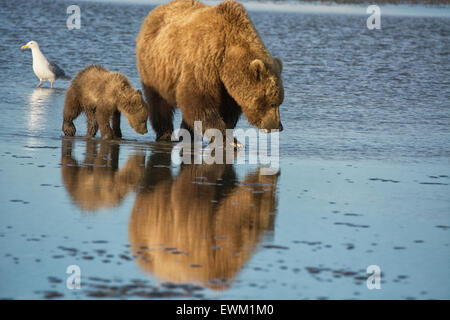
255,0,450,5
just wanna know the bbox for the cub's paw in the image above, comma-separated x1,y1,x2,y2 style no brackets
63,122,76,136
101,134,114,140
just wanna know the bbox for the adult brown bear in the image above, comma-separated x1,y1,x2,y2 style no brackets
136,0,284,141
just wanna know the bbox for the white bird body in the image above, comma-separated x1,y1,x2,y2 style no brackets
31,47,55,81
21,41,70,88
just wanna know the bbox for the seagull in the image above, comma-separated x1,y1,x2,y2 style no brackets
21,40,70,88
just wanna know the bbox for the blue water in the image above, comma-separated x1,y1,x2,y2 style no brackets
0,0,449,299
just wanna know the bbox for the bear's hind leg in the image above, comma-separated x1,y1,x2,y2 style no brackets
62,87,81,136
85,109,98,138
111,110,122,139
143,85,174,141
96,109,114,140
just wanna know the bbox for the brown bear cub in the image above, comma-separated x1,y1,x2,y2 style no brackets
62,65,148,140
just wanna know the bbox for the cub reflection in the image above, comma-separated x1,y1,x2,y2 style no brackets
129,151,279,290
61,139,145,211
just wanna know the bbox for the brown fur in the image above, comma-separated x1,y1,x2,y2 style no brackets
62,65,148,140
61,139,146,211
136,0,284,141
128,150,279,290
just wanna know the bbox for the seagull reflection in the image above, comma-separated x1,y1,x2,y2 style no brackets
129,148,279,290
60,139,146,211
27,88,54,132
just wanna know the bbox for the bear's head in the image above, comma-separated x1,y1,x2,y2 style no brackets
245,57,284,132
222,49,284,133
125,90,148,135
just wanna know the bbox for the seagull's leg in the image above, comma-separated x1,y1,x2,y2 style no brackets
36,80,42,88
50,80,54,89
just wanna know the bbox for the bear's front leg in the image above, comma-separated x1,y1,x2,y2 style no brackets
185,113,240,150
177,88,227,141
112,110,122,139
219,93,243,149
96,110,114,140
176,119,194,142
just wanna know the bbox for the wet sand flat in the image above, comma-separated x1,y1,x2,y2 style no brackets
0,135,449,299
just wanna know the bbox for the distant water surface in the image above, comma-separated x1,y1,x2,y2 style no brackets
1,0,449,162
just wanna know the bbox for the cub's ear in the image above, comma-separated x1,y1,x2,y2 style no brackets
250,59,265,80
274,57,283,74
137,89,143,96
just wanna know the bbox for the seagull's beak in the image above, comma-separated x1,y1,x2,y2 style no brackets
21,45,28,50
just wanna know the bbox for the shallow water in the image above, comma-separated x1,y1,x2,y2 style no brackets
0,0,449,299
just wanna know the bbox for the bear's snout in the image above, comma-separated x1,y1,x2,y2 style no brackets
138,126,148,134
278,122,283,132
132,121,148,135
259,107,283,133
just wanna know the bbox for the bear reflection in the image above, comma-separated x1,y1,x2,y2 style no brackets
61,139,145,211
129,151,279,290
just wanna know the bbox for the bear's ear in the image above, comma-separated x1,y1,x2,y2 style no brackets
216,0,246,22
274,57,283,74
137,89,143,96
250,59,265,81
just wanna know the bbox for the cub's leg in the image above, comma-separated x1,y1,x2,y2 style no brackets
142,84,175,141
62,86,81,136
84,140,98,165
111,110,122,139
85,108,98,138
95,109,114,140
61,139,76,166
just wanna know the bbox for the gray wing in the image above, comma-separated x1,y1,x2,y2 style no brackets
48,61,70,80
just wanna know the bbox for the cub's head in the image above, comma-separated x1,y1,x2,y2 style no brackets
244,57,284,132
126,90,148,135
